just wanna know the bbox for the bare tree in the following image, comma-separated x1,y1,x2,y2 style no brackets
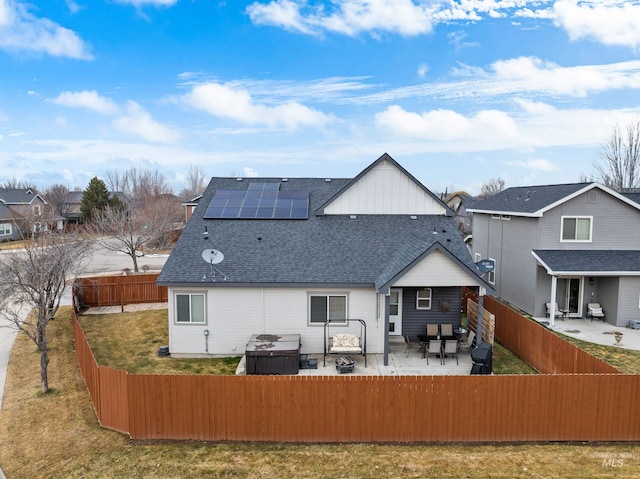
478,177,506,199
594,121,640,191
105,169,130,195
0,178,36,189
0,233,92,393
179,164,207,200
90,206,149,273
43,184,70,216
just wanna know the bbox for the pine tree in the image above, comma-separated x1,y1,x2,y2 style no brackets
80,177,121,223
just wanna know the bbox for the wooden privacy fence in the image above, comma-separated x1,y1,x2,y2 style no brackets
75,273,167,308
74,309,640,442
73,279,637,442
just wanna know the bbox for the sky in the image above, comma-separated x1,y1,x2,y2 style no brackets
1,0,640,196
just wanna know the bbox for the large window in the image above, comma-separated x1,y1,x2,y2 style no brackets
309,294,347,324
175,292,206,323
562,216,592,241
0,223,11,236
416,288,432,309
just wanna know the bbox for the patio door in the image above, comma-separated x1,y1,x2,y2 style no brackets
389,288,402,335
557,278,581,314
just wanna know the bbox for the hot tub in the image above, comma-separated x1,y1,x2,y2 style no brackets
245,334,301,375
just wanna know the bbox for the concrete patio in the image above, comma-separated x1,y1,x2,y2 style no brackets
237,338,475,376
533,315,640,350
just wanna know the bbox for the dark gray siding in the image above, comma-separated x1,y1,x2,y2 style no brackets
400,287,462,337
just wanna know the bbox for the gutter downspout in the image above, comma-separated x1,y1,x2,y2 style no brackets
383,293,390,366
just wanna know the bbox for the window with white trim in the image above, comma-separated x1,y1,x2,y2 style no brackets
0,223,11,236
175,292,206,323
416,288,432,310
309,294,347,324
562,216,592,241
33,204,41,216
488,257,496,284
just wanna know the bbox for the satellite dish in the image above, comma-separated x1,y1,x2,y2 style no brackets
201,249,224,265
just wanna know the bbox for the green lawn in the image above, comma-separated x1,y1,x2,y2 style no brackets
1,306,639,478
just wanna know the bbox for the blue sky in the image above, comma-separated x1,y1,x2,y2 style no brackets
1,0,640,195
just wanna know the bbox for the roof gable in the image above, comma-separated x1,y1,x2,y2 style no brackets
317,153,451,216
0,188,46,205
468,182,640,217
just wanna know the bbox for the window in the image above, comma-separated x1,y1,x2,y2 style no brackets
488,257,496,285
491,214,501,220
474,253,481,263
309,294,347,324
175,292,206,323
562,216,592,241
0,223,11,236
416,288,432,309
33,204,41,216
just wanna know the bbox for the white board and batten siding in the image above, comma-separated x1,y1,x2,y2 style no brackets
323,160,446,215
392,249,480,287
168,286,384,357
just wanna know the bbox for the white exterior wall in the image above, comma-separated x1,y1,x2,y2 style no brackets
392,250,479,287
168,286,384,357
324,160,446,215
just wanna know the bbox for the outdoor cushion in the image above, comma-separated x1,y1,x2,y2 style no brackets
330,334,361,352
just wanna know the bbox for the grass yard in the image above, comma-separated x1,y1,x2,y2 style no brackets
78,309,240,375
559,334,640,374
1,306,639,478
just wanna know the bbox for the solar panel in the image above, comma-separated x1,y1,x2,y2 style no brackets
203,183,310,220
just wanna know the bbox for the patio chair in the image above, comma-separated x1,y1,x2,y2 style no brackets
426,339,443,365
403,335,423,357
545,302,564,320
440,323,454,339
458,331,475,354
587,303,605,322
442,340,459,365
426,323,439,339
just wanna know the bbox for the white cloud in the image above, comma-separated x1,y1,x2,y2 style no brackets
506,159,559,171
113,0,179,6
113,101,182,144
181,82,334,130
243,167,259,177
553,0,640,48
247,0,436,37
375,105,518,141
0,0,92,59
65,0,83,14
52,90,119,115
417,63,429,78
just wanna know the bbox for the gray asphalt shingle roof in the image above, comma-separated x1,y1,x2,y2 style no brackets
0,188,42,205
469,183,591,215
158,176,485,291
533,250,640,274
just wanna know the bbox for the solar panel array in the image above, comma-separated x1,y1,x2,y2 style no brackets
203,182,310,219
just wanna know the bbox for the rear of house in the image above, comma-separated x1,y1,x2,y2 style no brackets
158,154,492,361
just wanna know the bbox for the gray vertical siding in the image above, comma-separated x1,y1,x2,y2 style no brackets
400,287,462,337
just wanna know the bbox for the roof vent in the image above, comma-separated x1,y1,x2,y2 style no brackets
236,177,243,182
410,215,418,220
349,215,357,220
282,178,289,182
432,227,438,235
325,178,332,182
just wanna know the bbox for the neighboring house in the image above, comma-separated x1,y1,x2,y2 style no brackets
0,188,61,241
469,182,640,327
61,190,84,225
443,191,476,236
183,194,201,223
158,154,493,360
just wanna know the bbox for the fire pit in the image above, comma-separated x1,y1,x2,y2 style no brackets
335,356,356,374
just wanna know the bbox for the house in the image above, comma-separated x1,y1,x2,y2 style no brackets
182,194,201,223
0,188,61,241
61,190,84,226
157,154,493,360
442,191,476,236
468,182,640,327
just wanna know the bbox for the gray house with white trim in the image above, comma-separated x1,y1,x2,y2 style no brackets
158,154,492,360
469,182,640,327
